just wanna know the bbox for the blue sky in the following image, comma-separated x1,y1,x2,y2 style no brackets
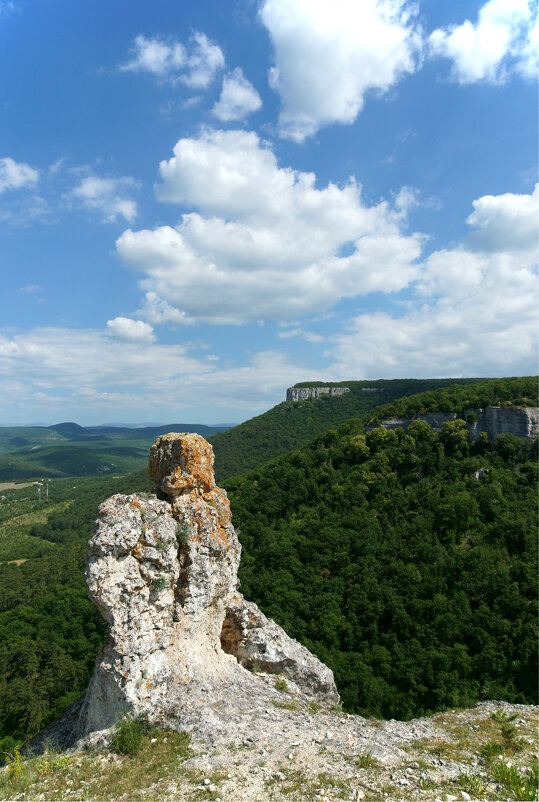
0,0,537,425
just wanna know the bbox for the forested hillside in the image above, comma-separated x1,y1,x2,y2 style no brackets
0,471,150,562
0,377,536,749
364,376,538,423
226,419,537,719
0,470,150,751
0,545,106,751
210,377,484,481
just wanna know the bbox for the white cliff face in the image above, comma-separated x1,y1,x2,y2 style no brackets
466,406,539,441
365,406,539,441
75,433,339,740
286,386,350,402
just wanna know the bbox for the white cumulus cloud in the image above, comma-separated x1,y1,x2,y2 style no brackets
278,327,325,343
116,129,422,325
106,317,155,342
121,34,185,76
428,0,538,83
69,174,138,223
0,157,39,193
121,31,224,89
182,32,225,89
260,0,421,141
329,184,539,379
213,68,262,121
465,185,539,252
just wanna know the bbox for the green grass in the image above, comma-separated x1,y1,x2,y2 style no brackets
490,761,538,801
356,752,380,769
0,727,192,801
270,699,300,711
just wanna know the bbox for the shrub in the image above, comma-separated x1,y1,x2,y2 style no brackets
356,751,379,769
177,522,190,545
6,746,24,782
152,575,168,592
112,714,150,756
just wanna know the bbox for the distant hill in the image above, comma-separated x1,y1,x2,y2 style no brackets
210,377,486,482
0,423,230,480
49,422,86,437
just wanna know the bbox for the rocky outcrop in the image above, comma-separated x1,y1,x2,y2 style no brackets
73,433,338,741
287,386,350,402
221,594,337,701
366,406,539,441
466,406,539,441
366,412,457,433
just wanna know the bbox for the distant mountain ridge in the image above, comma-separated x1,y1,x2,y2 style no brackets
0,422,230,481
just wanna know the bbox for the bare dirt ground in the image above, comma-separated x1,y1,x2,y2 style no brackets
0,481,37,491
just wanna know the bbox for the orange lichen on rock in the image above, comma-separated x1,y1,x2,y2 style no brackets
188,496,232,550
149,433,216,498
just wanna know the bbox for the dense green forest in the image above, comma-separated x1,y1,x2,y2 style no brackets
0,545,107,752
227,419,537,719
0,470,150,751
0,376,537,748
210,377,484,481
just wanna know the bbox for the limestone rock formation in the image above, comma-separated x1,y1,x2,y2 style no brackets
365,406,539,441
466,405,539,441
286,386,350,402
221,594,337,701
365,412,458,433
74,433,338,741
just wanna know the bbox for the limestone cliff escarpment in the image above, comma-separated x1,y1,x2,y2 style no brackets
366,406,539,441
367,412,458,432
286,386,350,402
74,433,338,741
466,405,539,441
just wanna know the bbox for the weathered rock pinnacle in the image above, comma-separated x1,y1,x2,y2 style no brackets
74,433,338,741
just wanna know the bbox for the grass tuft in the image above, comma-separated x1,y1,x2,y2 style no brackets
356,751,380,769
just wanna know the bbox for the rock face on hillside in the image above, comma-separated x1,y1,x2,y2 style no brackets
287,386,350,402
466,405,539,441
365,406,539,441
367,412,458,432
74,433,338,740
